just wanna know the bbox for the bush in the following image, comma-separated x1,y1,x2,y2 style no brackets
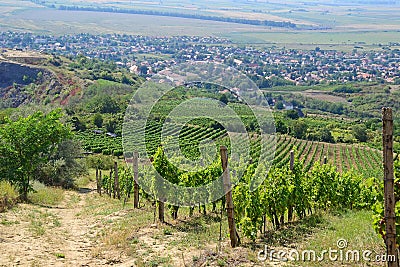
28,182,64,206
113,150,123,157
102,149,112,155
0,181,19,212
35,140,87,189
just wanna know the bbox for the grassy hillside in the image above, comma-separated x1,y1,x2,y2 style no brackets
0,50,140,108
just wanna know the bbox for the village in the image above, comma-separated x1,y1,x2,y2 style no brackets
1,31,400,87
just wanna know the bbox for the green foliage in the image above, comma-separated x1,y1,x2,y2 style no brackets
70,116,86,131
333,85,362,94
28,182,65,206
0,109,71,200
234,156,378,240
105,119,118,133
0,181,19,212
86,154,114,170
35,139,87,188
372,159,400,246
86,95,120,114
119,166,134,199
275,101,284,110
93,113,103,128
291,120,308,139
319,128,335,143
352,124,368,142
285,109,299,120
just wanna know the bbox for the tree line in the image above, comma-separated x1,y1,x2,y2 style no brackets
54,5,297,29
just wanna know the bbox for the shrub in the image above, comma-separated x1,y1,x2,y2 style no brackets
102,149,112,155
28,182,64,206
113,150,123,157
0,181,19,212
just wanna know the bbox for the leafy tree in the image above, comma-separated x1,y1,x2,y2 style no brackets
36,139,87,188
352,124,368,142
285,110,299,120
87,95,120,114
93,113,103,128
291,120,308,139
0,110,71,200
275,101,284,110
219,94,229,105
106,119,118,133
319,128,335,143
87,154,114,170
70,116,86,131
275,119,287,134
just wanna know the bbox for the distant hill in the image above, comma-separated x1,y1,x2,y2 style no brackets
0,50,140,108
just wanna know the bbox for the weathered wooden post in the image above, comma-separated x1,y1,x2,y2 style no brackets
108,169,113,197
99,170,102,196
158,201,165,223
95,167,100,194
220,146,239,248
290,150,295,171
382,107,398,267
114,161,121,199
288,150,295,222
133,152,139,209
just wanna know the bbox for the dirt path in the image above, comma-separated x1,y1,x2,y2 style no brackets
0,186,110,266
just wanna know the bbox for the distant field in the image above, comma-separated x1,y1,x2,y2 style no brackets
1,0,400,49
27,0,400,30
0,9,268,36
224,31,400,45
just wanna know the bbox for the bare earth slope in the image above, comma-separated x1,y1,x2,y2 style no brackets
0,185,132,266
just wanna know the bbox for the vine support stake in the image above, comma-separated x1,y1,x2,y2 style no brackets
288,150,295,222
99,170,102,196
114,161,121,200
290,150,294,171
95,167,100,194
133,152,139,209
382,107,398,267
220,146,239,248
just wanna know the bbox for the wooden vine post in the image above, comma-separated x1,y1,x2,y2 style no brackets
108,169,113,197
114,161,121,200
290,150,295,171
95,167,100,194
382,107,398,267
133,152,139,209
220,146,239,248
99,170,102,196
288,150,294,222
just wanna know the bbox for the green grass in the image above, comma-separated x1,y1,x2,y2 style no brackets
0,180,19,212
294,210,385,266
75,172,93,188
28,182,65,206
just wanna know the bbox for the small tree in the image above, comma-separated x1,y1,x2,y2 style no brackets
352,125,368,142
292,120,308,139
0,109,70,200
93,113,103,128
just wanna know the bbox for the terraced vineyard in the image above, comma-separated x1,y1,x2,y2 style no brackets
75,121,228,158
76,126,383,178
273,135,383,178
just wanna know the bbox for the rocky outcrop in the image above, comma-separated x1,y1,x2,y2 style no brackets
0,61,43,88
